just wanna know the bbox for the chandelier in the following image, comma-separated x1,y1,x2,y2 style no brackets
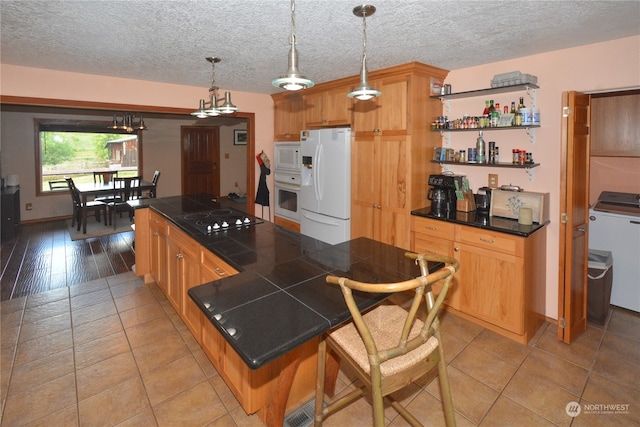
272,0,314,91
191,57,238,118
347,4,381,101
110,113,147,133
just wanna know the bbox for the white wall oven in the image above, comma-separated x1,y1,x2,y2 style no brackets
274,143,301,223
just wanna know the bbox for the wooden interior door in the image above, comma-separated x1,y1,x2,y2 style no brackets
558,91,590,343
181,126,220,196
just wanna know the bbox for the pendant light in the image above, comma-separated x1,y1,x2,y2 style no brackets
109,113,147,133
191,57,238,118
272,0,314,91
347,4,381,101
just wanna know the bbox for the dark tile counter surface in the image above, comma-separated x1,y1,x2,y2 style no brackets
135,195,443,369
411,206,549,237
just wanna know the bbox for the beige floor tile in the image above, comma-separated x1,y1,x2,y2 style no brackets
2,372,76,425
439,329,470,364
69,277,109,297
114,288,158,313
480,395,556,427
24,287,69,308
119,300,166,329
1,345,15,402
464,329,531,367
1,296,26,315
426,365,498,425
78,376,150,426
109,279,150,299
74,329,131,370
439,310,485,343
71,299,118,327
227,405,266,427
70,287,113,311
106,271,139,288
193,348,219,378
534,324,601,369
592,345,640,393
503,368,579,426
607,308,640,343
132,333,191,373
142,354,206,406
153,381,227,427
582,372,640,425
125,316,180,349
115,408,158,427
322,392,375,426
519,347,589,395
389,388,476,427
450,345,518,392
209,375,241,412
76,351,140,401
22,298,69,323
601,330,640,366
206,412,244,427
72,313,124,345
22,404,78,427
18,311,71,343
8,348,74,394
1,320,20,350
14,328,73,366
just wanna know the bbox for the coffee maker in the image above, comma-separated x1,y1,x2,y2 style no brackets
427,174,459,215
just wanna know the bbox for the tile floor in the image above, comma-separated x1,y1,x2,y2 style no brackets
1,271,638,426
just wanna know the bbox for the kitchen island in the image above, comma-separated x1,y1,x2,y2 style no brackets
133,195,443,426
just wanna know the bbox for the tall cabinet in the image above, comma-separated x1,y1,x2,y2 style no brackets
272,62,448,249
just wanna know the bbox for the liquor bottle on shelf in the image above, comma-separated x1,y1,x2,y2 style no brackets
483,100,490,116
510,102,517,125
476,131,486,164
518,96,526,111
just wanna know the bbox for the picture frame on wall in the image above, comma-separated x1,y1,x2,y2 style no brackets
234,130,247,145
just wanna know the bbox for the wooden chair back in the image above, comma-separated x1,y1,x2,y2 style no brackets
93,170,117,184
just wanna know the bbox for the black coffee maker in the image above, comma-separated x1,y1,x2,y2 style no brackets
427,174,459,215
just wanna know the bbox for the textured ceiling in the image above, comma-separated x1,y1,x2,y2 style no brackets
1,0,639,95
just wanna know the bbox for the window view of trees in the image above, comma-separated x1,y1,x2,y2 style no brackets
39,129,139,193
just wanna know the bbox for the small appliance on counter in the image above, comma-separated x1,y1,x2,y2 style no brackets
427,174,463,215
475,187,492,212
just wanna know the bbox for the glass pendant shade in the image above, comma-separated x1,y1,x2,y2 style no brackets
217,91,238,113
191,57,239,117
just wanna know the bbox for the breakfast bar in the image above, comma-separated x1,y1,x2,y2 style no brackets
133,195,443,426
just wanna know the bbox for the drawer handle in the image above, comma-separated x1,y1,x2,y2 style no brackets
454,247,459,252
479,237,495,243
425,249,438,254
176,253,184,259
373,204,381,209
424,226,437,231
214,267,227,276
152,231,159,237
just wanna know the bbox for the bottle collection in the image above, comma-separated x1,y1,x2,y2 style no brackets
432,97,540,130
434,131,534,165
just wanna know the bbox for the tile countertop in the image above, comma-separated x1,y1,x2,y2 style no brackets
411,207,549,237
133,195,444,369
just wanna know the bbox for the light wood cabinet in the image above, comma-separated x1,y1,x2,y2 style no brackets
411,216,546,344
273,92,304,141
166,224,201,337
352,74,410,136
304,85,352,128
149,210,168,294
200,249,237,282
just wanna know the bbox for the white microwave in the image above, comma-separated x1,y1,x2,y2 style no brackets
274,142,301,173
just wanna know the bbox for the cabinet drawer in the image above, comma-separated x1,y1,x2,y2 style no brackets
413,234,453,257
411,216,455,240
456,226,524,257
201,249,238,282
149,210,168,234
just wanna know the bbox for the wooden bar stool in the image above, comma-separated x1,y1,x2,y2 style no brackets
314,252,459,427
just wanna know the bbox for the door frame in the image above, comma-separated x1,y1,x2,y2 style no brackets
0,96,257,215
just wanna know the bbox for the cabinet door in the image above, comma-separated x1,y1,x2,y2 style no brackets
412,233,460,309
274,93,304,141
304,86,352,127
201,250,238,282
149,212,167,293
456,242,524,334
166,237,182,312
352,75,409,136
180,243,203,340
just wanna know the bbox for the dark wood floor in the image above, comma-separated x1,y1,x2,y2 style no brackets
1,220,135,301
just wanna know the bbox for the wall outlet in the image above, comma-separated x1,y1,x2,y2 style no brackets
26,203,33,210
488,174,499,188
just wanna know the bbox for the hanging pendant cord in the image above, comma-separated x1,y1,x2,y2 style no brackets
289,0,296,46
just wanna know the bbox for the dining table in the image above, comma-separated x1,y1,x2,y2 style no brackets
75,179,154,234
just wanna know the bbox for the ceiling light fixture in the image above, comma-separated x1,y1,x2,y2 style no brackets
347,4,381,101
110,113,147,133
191,57,238,118
272,0,314,91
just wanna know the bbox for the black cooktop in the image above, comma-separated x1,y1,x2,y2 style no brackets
176,207,263,235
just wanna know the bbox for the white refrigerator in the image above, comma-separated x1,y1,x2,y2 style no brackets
300,128,351,245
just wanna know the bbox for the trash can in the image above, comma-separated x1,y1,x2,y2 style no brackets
587,249,613,325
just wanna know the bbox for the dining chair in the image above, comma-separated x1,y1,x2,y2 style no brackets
107,176,141,226
314,252,460,427
48,180,69,191
138,170,160,199
93,170,121,204
65,177,107,233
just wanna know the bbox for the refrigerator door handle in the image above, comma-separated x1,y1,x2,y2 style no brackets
314,143,322,201
302,211,340,226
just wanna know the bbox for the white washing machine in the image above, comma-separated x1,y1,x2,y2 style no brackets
588,192,640,312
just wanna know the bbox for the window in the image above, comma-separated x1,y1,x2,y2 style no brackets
36,119,142,195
